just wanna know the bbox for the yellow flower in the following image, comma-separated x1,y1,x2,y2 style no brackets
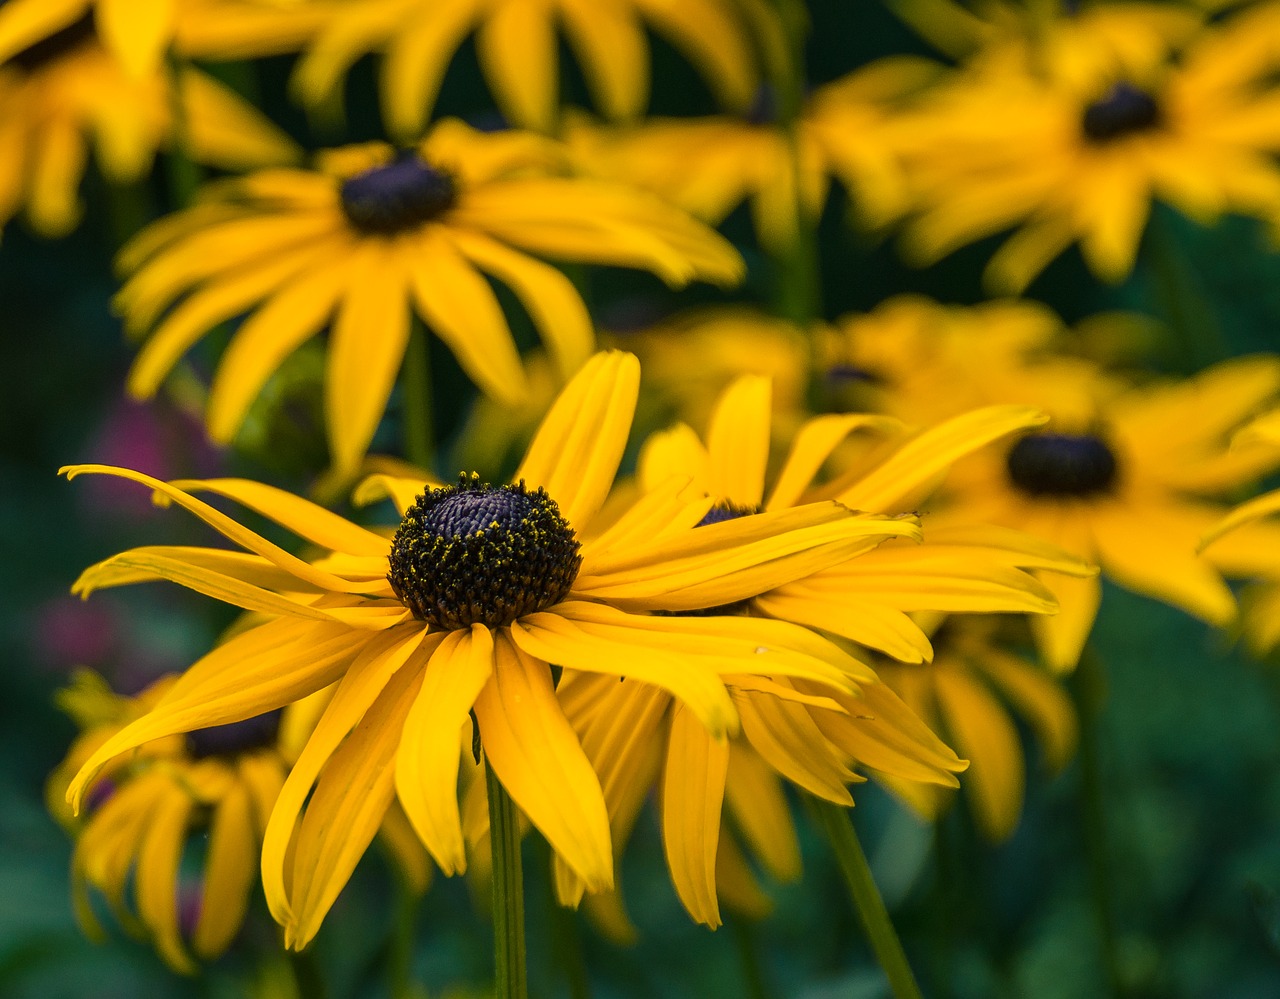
543,375,1090,927
566,58,934,252
821,295,1122,427
876,616,1077,842
62,351,912,949
895,7,1280,292
289,0,758,139
0,0,181,78
887,0,1200,87
47,670,329,972
116,120,743,478
173,0,345,61
905,345,1280,671
1201,407,1280,654
0,29,297,237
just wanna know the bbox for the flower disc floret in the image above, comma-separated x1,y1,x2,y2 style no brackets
186,709,283,760
388,473,582,629
1006,431,1119,497
340,153,457,235
1082,82,1162,143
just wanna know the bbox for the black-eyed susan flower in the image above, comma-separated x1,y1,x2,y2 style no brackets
566,59,934,253
894,6,1280,293
888,0,1200,87
0,20,297,237
289,0,758,139
47,670,325,972
876,615,1077,842
541,374,1092,926
906,344,1280,672
62,351,915,949
116,120,744,478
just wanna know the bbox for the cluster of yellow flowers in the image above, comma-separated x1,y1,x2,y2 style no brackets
13,0,1280,993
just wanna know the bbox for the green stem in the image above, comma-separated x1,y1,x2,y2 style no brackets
287,949,328,999
164,54,202,209
486,763,529,999
390,869,425,999
810,798,924,999
403,321,436,472
729,915,775,999
546,857,591,999
1072,646,1125,997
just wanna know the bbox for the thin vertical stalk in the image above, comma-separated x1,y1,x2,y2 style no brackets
389,869,425,999
403,321,436,472
729,915,775,999
810,798,924,999
164,55,202,209
1072,645,1125,997
486,764,529,999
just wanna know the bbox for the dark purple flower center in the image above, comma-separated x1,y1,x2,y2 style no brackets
339,153,457,235
1082,82,1162,143
7,12,95,72
187,709,283,760
388,474,581,629
1006,432,1119,497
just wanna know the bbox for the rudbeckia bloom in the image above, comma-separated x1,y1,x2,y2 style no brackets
0,18,298,236
877,616,1077,842
567,59,934,252
289,0,758,138
116,120,743,477
911,347,1280,672
48,670,319,972
543,375,1091,926
63,352,912,949
895,6,1280,292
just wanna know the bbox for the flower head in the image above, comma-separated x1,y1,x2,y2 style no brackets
117,121,744,477
287,0,759,138
893,7,1280,292
62,351,910,948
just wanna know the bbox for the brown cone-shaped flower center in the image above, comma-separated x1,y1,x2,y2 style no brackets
1006,432,1119,497
186,708,283,760
388,474,582,630
340,152,457,235
1082,82,1162,143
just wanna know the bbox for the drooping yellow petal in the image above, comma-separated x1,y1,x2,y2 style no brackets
287,654,425,948
559,0,648,120
724,743,802,883
135,782,195,973
472,634,613,892
192,780,256,959
736,689,857,805
475,0,558,132
395,625,494,876
261,626,437,927
766,413,902,512
661,704,729,928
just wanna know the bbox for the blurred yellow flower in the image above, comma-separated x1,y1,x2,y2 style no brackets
116,121,743,477
0,28,297,237
895,6,1280,292
903,343,1280,671
62,352,905,949
47,670,327,972
566,58,935,252
877,616,1077,842
289,0,758,139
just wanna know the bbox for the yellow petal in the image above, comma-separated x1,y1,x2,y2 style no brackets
192,781,257,959
395,625,494,875
706,376,772,507
473,634,613,891
661,705,729,927
97,0,174,77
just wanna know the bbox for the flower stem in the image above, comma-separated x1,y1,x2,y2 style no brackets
810,798,924,999
729,915,775,999
1072,645,1125,997
403,321,436,472
486,763,529,999
164,54,202,209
